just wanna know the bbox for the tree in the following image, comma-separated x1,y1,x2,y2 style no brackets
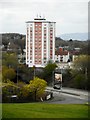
73,55,88,73
73,74,87,89
43,62,57,84
71,55,89,90
27,77,47,101
15,38,25,54
62,69,72,87
17,82,31,102
2,37,9,49
80,44,88,55
18,64,34,83
2,66,16,82
2,80,19,102
2,53,18,69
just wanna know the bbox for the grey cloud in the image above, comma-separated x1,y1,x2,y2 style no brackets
0,0,88,35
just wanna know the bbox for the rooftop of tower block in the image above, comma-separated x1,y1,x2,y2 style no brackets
34,17,46,20
34,15,46,20
26,16,56,23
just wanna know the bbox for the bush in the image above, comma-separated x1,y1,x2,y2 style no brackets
27,77,47,101
2,83,19,103
73,74,87,89
2,66,16,82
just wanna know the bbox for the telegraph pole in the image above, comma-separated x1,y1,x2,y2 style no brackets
33,65,36,79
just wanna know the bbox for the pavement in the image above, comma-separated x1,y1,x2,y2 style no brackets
46,86,89,102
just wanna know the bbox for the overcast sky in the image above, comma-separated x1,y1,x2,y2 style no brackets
0,0,88,36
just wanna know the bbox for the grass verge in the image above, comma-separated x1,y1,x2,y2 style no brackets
2,103,88,118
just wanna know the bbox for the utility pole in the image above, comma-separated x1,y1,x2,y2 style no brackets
17,67,18,85
33,65,36,79
85,67,87,80
17,54,19,86
85,67,87,90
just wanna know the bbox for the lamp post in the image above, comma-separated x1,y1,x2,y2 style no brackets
33,65,36,79
85,67,87,90
85,67,87,80
16,54,19,85
17,67,18,85
33,65,36,101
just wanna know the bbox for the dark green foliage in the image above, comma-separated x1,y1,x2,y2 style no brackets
66,55,89,90
17,64,34,83
2,33,25,54
2,78,47,103
62,69,72,87
2,82,19,103
2,66,16,82
43,63,57,84
73,74,87,89
2,52,18,69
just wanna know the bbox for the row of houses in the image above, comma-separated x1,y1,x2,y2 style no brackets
1,43,80,65
17,46,80,68
55,47,80,63
1,41,80,67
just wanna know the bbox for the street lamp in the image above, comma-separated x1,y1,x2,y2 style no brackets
17,67,18,85
33,65,36,79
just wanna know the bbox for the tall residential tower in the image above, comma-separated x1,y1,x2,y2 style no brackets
26,17,56,67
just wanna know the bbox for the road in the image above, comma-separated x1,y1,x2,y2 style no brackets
45,92,88,104
45,87,89,104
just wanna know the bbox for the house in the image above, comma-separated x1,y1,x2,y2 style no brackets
55,47,70,63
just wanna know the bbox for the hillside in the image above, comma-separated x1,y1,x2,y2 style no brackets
55,37,88,51
2,33,25,54
1,33,88,54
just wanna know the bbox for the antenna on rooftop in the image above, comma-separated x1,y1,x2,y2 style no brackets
34,13,46,20
43,14,45,19
37,14,38,18
39,13,41,18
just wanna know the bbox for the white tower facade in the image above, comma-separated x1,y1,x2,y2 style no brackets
26,17,56,67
